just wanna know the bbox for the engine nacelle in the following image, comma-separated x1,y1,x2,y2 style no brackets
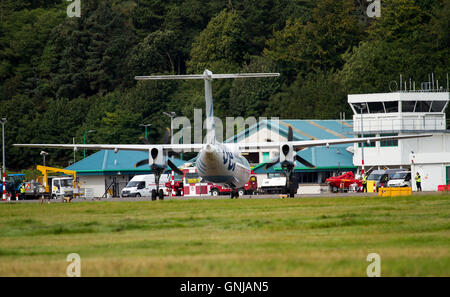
149,147,164,165
280,144,294,163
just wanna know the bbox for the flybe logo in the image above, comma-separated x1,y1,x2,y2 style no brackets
222,151,236,172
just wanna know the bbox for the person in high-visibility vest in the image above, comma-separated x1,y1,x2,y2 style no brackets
415,173,422,192
362,174,367,193
19,183,26,200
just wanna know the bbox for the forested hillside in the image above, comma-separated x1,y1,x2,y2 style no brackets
0,0,448,169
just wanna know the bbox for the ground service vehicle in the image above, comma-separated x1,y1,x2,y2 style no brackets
121,174,170,200
209,175,258,197
387,171,412,187
368,168,404,191
259,174,288,194
19,166,80,200
326,172,362,193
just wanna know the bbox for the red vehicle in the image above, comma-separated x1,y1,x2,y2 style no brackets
165,173,184,196
325,172,362,193
210,176,258,197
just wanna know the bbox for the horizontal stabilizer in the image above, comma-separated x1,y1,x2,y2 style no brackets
135,70,280,81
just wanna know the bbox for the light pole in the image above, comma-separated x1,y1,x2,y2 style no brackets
40,151,49,166
83,130,96,159
1,118,6,201
163,112,176,144
355,104,367,176
163,112,176,197
139,124,152,140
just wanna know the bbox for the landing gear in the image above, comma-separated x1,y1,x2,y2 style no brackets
151,165,166,201
230,189,238,199
281,161,297,198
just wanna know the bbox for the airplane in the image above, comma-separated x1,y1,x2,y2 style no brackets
15,69,432,199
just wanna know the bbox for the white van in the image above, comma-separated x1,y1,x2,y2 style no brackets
121,174,170,199
387,171,412,187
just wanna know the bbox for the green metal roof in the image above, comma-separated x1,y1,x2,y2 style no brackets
228,119,356,174
66,150,185,175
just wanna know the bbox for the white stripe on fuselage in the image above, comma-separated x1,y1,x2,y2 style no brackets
196,143,250,188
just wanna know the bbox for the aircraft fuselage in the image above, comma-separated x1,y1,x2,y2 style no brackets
196,143,251,189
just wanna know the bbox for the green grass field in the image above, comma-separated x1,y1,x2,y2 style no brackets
0,194,449,276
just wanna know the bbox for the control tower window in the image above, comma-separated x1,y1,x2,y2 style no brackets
384,101,398,113
402,101,416,112
415,101,432,112
368,102,385,113
352,103,368,114
430,101,446,112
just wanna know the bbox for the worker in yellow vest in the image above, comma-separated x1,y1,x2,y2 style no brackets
19,183,26,200
415,173,422,192
362,174,367,193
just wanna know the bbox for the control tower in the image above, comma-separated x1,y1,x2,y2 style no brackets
347,88,450,191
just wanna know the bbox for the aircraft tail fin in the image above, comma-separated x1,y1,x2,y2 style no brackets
135,70,280,145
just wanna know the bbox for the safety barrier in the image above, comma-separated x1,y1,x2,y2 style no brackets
378,187,412,197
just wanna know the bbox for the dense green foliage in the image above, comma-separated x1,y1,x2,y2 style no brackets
0,0,448,169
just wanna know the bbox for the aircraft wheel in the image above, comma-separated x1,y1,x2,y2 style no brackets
158,189,164,200
151,189,157,201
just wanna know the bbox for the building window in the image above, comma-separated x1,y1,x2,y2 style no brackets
380,133,398,147
415,101,432,112
262,152,270,163
402,101,416,112
242,152,259,164
430,101,447,112
384,101,398,113
352,103,368,114
368,102,385,113
358,134,376,147
446,166,450,185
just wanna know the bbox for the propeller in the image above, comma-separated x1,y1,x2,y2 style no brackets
134,159,149,168
168,159,184,176
287,125,293,142
295,155,316,168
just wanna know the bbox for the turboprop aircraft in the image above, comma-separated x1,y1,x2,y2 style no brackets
15,70,432,199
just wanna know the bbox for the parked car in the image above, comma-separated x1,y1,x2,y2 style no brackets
368,168,404,190
387,171,411,187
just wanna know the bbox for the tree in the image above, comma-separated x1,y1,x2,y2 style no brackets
187,9,248,74
264,0,363,81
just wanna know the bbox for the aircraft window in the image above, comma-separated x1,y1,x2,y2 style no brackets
402,101,416,112
415,101,432,112
430,101,446,112
352,103,368,114
367,102,385,113
384,101,398,113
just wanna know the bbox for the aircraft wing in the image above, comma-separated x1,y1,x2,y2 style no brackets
13,143,205,152
236,133,433,151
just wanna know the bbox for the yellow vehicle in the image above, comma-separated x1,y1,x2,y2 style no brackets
32,166,80,200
